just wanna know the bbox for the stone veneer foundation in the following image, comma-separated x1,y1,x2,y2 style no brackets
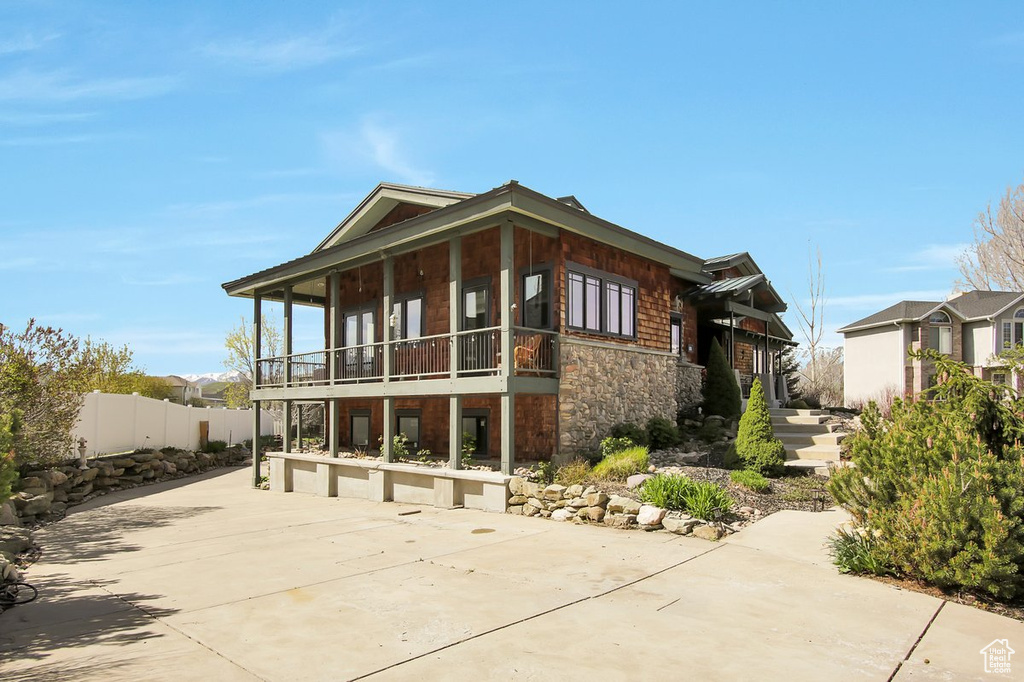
558,338,683,453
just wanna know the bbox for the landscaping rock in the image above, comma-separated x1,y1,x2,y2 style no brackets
662,517,698,535
551,509,574,522
0,501,20,526
508,494,528,505
508,505,524,515
586,506,606,522
523,503,540,517
509,476,526,496
565,484,584,498
542,484,567,501
567,497,588,509
607,495,642,515
20,494,52,516
637,505,666,527
586,492,609,507
626,473,653,489
693,524,725,541
0,527,33,555
605,513,636,528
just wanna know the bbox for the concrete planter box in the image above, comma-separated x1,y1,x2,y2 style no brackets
266,452,510,513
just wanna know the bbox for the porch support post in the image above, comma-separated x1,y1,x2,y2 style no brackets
251,400,261,488
500,220,514,377
383,397,395,462
328,272,340,383
450,237,461,376
383,255,394,383
253,293,263,389
501,393,515,475
449,395,462,470
328,399,339,457
282,285,293,452
729,311,736,369
296,405,303,451
764,319,770,376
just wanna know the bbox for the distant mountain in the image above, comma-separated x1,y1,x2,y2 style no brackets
181,370,245,386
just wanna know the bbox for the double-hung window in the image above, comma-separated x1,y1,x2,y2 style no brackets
566,263,637,339
670,315,683,358
1002,308,1024,350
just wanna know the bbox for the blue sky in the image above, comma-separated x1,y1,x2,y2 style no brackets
2,1,1023,375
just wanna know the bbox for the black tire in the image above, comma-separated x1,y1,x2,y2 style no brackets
0,581,38,606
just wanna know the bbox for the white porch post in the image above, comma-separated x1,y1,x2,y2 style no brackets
382,256,394,463
251,292,262,488
328,271,340,458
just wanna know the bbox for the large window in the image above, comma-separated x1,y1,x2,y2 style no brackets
396,411,421,450
350,410,370,448
461,409,488,455
927,311,952,355
566,263,637,338
521,269,552,329
392,294,424,340
342,306,377,377
463,283,490,330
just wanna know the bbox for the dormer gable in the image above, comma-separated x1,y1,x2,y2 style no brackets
314,182,474,252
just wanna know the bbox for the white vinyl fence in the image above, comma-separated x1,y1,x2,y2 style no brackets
72,391,275,457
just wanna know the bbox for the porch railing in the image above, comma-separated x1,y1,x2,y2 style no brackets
255,326,556,388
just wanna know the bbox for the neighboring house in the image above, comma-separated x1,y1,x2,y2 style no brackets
162,375,204,405
838,290,1024,406
222,181,794,477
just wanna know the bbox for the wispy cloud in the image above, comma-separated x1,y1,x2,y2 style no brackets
826,289,952,309
201,28,360,72
0,111,97,126
322,119,436,186
0,32,60,55
0,133,108,147
885,243,967,273
0,70,177,102
121,274,205,287
99,328,226,355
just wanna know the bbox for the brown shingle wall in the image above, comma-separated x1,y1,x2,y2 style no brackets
558,231,673,351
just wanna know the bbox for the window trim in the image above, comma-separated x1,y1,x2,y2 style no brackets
461,408,489,455
341,301,378,347
670,313,684,359
461,276,492,331
518,263,554,330
565,261,638,340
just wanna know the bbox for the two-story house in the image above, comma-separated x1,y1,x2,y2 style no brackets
839,290,1024,406
222,181,793,511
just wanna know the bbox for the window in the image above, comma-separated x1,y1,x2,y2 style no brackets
396,411,421,450
566,263,637,338
463,283,490,330
670,315,683,358
350,411,370,448
521,269,552,329
342,306,377,377
927,311,951,355
461,410,488,455
993,372,1007,385
1008,308,1024,350
392,295,424,340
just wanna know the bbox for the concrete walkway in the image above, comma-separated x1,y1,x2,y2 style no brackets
1,468,1021,681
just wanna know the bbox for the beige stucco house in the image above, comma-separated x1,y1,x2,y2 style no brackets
839,290,1024,406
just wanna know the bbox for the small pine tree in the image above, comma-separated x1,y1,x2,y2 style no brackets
734,377,786,476
702,338,741,418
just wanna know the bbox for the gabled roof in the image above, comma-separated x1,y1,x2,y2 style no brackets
837,301,939,333
838,290,1024,334
686,272,787,314
223,181,709,298
945,290,1024,320
703,252,762,276
314,182,475,251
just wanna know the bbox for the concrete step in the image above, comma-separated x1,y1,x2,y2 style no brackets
772,414,829,426
782,459,834,476
772,421,837,434
770,408,825,417
785,444,842,463
776,432,845,447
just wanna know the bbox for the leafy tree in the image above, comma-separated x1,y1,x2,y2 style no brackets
223,316,281,408
733,377,786,476
0,320,88,465
828,349,1024,599
77,338,173,399
956,178,1024,291
702,337,740,418
0,410,20,505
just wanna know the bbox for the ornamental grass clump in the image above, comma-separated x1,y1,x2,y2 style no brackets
733,377,786,477
554,458,591,487
637,474,694,510
681,481,734,521
591,445,649,482
729,468,770,493
828,349,1024,599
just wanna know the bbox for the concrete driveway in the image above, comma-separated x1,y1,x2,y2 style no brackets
1,467,1021,681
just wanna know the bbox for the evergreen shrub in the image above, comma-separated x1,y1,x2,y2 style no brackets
733,378,786,477
702,338,741,418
